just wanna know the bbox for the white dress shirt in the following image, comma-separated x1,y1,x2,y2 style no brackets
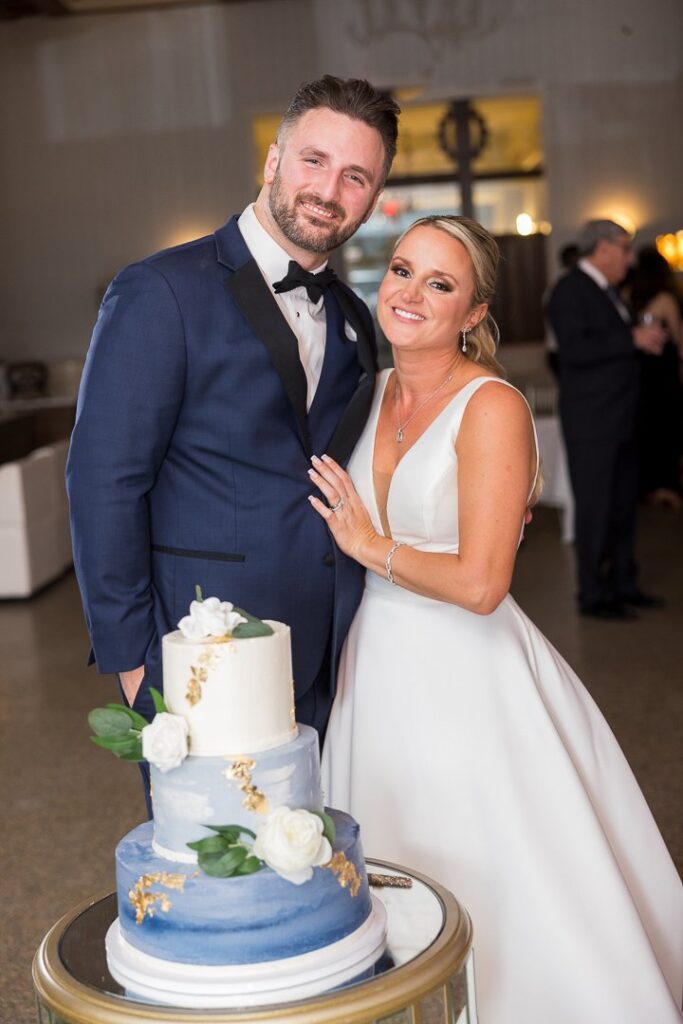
237,204,330,409
578,258,631,323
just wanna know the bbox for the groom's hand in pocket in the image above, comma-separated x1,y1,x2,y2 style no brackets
119,665,145,707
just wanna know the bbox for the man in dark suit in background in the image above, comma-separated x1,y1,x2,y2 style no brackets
548,219,666,620
67,77,400,749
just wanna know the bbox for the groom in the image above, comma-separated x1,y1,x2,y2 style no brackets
67,76,400,741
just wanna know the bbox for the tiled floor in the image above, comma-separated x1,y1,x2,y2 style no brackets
1,505,681,1022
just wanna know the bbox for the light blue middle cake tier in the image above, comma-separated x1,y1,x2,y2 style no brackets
151,724,323,859
116,811,372,965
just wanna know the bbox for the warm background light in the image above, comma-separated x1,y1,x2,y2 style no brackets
162,225,213,249
516,213,535,236
252,95,543,184
584,198,641,236
656,230,683,271
607,211,637,235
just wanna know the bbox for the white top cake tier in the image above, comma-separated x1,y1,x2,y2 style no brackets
162,622,296,756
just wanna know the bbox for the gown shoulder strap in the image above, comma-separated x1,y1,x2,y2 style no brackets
457,377,541,504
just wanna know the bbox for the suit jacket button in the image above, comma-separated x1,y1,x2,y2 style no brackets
323,553,335,567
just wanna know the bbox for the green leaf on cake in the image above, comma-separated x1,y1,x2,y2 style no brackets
90,734,126,750
188,825,257,853
188,824,264,878
105,703,150,732
196,853,229,877
187,834,230,855
198,846,250,878
88,707,135,738
206,824,256,841
214,846,248,874
149,687,169,715
235,856,263,875
191,827,239,847
88,705,144,761
232,607,274,639
115,745,146,762
90,733,143,761
204,826,241,844
313,811,336,845
231,620,274,638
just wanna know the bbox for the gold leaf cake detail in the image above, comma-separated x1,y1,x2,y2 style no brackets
129,871,192,925
185,645,224,706
323,852,361,897
225,756,270,814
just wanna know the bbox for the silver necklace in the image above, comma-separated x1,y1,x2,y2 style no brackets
394,367,456,443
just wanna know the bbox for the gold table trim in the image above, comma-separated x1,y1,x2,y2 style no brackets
33,859,473,1024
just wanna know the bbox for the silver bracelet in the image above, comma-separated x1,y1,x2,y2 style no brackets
385,541,405,585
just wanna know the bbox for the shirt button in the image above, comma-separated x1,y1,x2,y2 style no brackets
295,311,300,318
323,553,335,567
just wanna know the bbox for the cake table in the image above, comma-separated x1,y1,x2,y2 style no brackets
33,861,477,1024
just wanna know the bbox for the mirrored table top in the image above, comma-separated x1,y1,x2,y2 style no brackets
35,861,473,1023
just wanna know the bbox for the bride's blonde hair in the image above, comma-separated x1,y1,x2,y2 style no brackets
394,215,505,376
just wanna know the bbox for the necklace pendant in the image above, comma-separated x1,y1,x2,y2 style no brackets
396,428,405,443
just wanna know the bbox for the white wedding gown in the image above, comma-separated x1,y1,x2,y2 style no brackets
322,371,683,1023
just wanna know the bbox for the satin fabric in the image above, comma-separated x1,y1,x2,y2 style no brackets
323,371,683,1022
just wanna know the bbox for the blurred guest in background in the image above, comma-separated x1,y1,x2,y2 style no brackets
626,245,683,510
544,241,579,378
548,220,666,620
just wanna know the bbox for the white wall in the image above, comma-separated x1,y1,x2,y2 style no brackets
0,0,681,362
316,0,683,246
0,0,321,362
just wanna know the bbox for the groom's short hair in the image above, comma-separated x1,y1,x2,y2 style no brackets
277,75,400,184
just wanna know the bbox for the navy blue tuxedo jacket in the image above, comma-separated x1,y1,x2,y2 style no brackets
66,216,377,703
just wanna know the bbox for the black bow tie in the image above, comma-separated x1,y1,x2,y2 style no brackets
273,260,337,304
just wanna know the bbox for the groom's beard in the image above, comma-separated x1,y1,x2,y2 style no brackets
269,171,366,254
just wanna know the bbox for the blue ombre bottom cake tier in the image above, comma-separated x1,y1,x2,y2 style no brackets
115,811,372,966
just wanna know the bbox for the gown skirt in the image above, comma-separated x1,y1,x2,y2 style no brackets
322,371,683,1023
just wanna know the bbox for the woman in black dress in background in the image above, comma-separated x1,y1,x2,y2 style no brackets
627,246,683,508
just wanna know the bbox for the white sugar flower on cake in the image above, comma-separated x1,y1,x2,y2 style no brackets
141,713,190,773
178,597,248,640
253,807,332,885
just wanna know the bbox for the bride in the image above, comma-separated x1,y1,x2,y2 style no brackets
309,216,682,1022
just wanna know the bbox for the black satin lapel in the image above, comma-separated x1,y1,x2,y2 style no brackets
324,281,377,464
329,281,378,380
325,375,375,465
225,261,311,454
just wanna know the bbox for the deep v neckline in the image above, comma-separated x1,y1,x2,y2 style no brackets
370,369,489,537
369,370,542,538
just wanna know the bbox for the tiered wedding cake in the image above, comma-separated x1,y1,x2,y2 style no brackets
93,597,386,1008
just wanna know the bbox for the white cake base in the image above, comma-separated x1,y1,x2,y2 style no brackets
105,895,387,1008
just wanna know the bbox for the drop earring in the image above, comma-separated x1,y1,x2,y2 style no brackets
461,327,470,353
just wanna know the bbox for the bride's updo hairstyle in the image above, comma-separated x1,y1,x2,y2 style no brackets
396,215,504,376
